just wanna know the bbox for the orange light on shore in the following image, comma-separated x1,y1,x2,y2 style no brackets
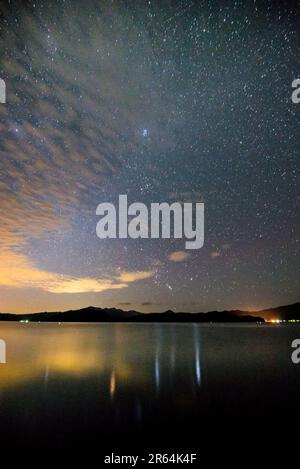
110,370,116,399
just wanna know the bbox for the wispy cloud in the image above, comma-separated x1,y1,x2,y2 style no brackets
47,278,127,294
168,251,191,262
117,271,155,283
210,251,221,258
0,250,154,294
0,3,170,299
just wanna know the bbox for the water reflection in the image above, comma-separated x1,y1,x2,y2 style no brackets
110,370,116,400
0,323,202,398
1,322,300,448
194,325,201,386
154,324,162,391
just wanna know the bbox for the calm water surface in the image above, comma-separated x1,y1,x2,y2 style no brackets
0,322,299,449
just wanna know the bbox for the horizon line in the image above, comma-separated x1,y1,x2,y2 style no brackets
1,300,299,316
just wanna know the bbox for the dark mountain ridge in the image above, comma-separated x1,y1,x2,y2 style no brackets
258,302,300,321
0,302,299,323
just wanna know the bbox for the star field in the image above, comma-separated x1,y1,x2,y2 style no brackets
0,0,299,313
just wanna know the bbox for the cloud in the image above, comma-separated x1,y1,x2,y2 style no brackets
168,251,191,262
0,2,172,303
0,5,162,299
0,250,156,294
117,271,155,283
47,278,127,294
118,302,132,306
210,251,221,258
141,302,153,306
0,0,173,256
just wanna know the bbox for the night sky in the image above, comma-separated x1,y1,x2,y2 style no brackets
0,0,299,313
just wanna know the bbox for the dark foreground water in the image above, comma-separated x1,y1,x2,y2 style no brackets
0,322,300,452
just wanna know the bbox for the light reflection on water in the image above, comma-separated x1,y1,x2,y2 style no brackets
0,323,203,394
0,322,300,448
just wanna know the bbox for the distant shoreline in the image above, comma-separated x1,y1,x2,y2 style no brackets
0,302,299,323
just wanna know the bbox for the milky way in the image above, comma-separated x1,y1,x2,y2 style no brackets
0,0,299,313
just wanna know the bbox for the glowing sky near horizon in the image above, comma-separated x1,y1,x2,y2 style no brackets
0,0,299,313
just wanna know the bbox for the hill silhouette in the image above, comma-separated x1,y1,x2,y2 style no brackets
0,302,298,323
0,305,263,322
258,302,300,321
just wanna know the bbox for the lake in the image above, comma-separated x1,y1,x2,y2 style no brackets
0,322,299,451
